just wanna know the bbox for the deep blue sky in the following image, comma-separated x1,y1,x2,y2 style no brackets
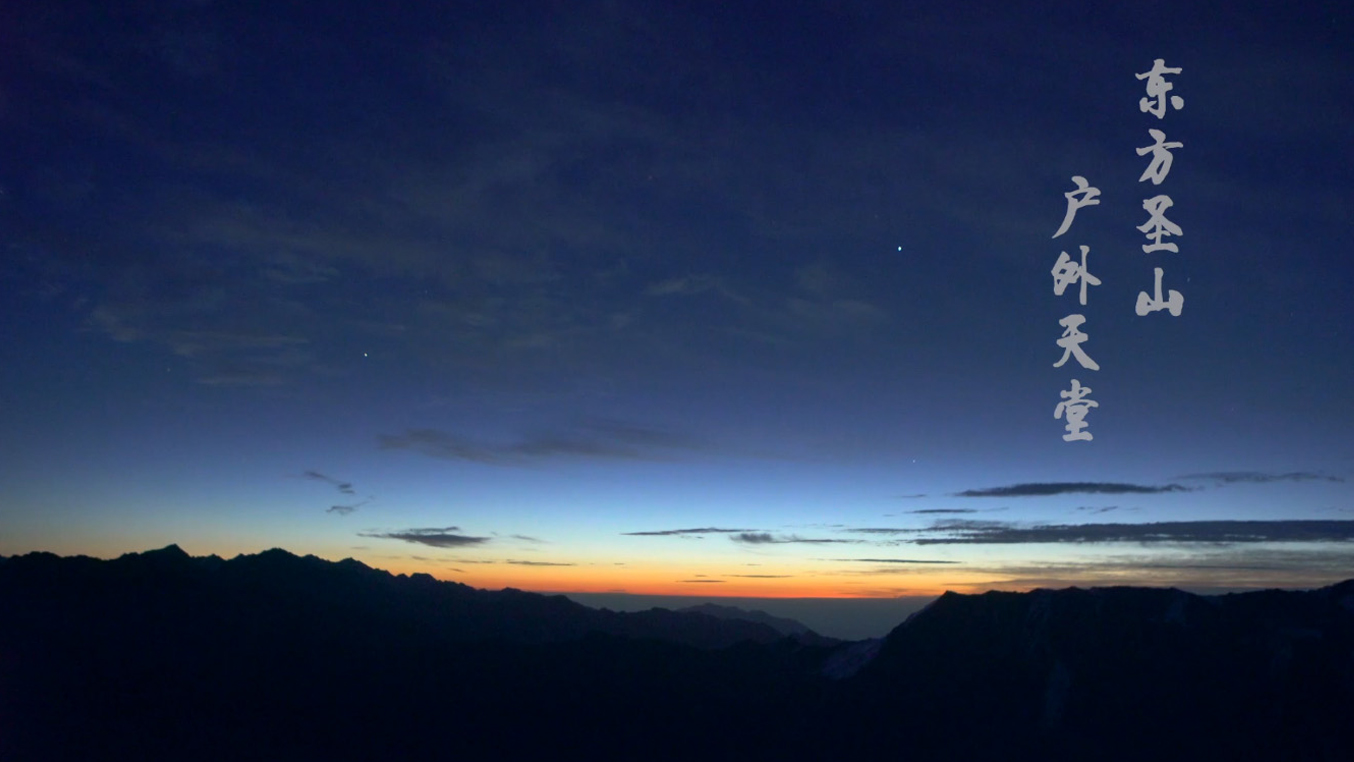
2,0,1351,606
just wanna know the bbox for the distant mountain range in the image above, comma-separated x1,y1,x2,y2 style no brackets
676,601,816,637
2,545,1351,761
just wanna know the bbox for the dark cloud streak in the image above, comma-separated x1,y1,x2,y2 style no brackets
908,519,1354,545
955,482,1191,497
326,498,370,516
906,508,981,514
360,527,489,548
1177,471,1345,485
623,527,756,537
731,533,863,545
303,470,356,495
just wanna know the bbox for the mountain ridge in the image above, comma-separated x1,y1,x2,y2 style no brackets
2,545,1352,761
0,544,834,649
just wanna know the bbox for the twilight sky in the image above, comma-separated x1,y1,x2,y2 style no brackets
2,0,1352,602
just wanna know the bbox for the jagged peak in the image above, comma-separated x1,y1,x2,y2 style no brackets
121,544,191,562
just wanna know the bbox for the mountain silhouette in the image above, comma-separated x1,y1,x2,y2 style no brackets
676,602,840,645
2,546,1351,761
841,583,1354,760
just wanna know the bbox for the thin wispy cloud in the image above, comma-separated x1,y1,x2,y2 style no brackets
303,470,356,495
493,533,546,543
946,548,1354,592
379,420,702,465
955,482,1191,497
89,298,317,387
680,579,725,583
836,567,949,576
827,558,962,564
1176,471,1346,485
505,560,574,566
623,527,757,537
326,498,370,516
905,519,1354,545
905,508,981,515
731,532,864,545
29,0,1159,395
360,527,490,548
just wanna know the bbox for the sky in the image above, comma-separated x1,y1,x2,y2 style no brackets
2,0,1352,616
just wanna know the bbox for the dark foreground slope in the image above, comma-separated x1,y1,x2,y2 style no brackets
845,583,1354,760
2,547,1351,761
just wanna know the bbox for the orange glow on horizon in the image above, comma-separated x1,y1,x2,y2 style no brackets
21,541,1343,602
369,557,970,598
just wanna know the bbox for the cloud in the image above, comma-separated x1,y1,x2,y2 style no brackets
1076,505,1120,514
905,508,980,514
732,532,780,544
905,519,1354,545
1176,471,1345,485
827,558,962,564
505,560,575,566
24,2,925,399
946,548,1354,592
836,566,952,576
727,574,793,578
509,534,545,543
955,482,1191,497
303,470,356,495
326,501,366,516
377,430,494,463
195,370,288,387
680,579,725,583
379,420,702,465
87,296,319,388
327,497,371,516
20,0,1349,411
731,533,864,545
623,527,757,536
360,527,489,548
645,274,740,299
